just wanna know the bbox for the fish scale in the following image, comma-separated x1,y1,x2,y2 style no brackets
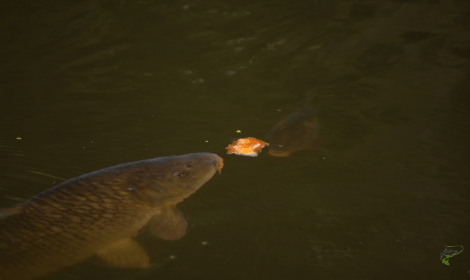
1,187,154,279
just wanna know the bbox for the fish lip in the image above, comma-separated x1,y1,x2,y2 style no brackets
267,150,290,157
206,153,223,174
215,155,223,174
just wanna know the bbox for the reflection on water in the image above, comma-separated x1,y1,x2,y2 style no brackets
1,0,469,279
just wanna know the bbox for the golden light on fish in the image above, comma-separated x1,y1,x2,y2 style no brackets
225,137,269,157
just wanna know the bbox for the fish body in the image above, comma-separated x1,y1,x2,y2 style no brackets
0,153,223,280
265,102,319,157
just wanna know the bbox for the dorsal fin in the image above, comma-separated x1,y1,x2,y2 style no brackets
0,204,24,221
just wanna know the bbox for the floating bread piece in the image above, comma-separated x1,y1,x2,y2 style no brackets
225,137,269,157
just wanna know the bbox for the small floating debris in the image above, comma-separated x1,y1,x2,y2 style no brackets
226,137,269,157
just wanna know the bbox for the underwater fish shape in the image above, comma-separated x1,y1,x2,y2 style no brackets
0,153,223,280
265,98,320,157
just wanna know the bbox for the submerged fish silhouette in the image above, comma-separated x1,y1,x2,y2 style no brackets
0,153,223,280
265,98,319,157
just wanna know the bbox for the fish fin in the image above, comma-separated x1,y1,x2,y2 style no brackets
147,206,187,240
96,238,150,269
0,204,24,221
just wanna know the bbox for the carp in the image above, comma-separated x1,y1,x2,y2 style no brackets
0,153,223,280
265,98,320,157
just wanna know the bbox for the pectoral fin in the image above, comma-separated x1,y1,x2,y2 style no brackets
96,238,149,268
147,207,187,240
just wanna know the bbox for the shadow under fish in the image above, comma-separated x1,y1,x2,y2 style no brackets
265,100,320,157
0,153,223,280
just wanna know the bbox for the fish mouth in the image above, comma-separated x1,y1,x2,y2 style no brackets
208,153,223,174
268,150,291,157
216,157,223,174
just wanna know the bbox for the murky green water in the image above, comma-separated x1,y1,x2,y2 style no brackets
1,0,470,279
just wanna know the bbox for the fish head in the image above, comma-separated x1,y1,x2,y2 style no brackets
265,129,295,157
130,153,223,206
265,126,304,157
265,110,319,157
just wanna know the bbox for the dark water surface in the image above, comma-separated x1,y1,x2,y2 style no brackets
1,0,470,279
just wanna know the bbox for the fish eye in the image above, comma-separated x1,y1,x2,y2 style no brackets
186,163,193,168
175,172,188,178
